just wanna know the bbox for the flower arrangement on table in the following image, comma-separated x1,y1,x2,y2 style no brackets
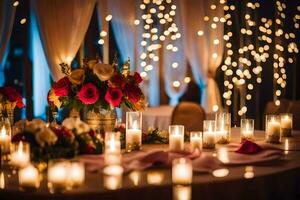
12,118,103,162
0,86,24,124
47,58,145,116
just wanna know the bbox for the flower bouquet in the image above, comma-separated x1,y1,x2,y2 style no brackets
12,118,103,162
0,86,24,124
47,58,145,131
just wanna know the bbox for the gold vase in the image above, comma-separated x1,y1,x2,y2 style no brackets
69,108,80,119
85,109,116,133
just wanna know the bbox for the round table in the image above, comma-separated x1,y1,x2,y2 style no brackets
1,128,300,200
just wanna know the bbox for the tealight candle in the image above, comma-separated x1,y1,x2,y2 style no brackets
126,112,142,151
10,142,30,168
202,120,216,149
266,115,281,143
104,132,121,166
0,121,11,154
190,131,202,151
169,125,184,151
47,160,70,193
280,113,293,137
18,164,40,189
172,158,193,185
241,119,254,142
215,113,231,144
69,161,85,187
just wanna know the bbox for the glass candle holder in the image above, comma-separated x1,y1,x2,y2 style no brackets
241,119,254,142
215,112,231,144
202,120,216,149
172,158,193,185
18,164,40,190
265,115,281,143
190,131,202,152
47,159,70,193
126,112,142,151
10,142,30,168
69,161,85,188
0,118,11,155
104,132,121,166
169,125,185,151
280,113,293,137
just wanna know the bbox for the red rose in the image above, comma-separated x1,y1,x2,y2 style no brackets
53,127,73,138
53,77,70,97
77,83,99,105
109,74,126,88
0,86,24,108
133,72,143,84
88,130,96,138
12,133,27,143
105,87,123,107
85,143,95,154
124,84,142,103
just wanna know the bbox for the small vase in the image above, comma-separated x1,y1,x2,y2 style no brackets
85,109,116,133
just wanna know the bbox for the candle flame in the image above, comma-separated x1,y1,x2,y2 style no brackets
132,120,139,129
0,127,6,136
0,172,4,189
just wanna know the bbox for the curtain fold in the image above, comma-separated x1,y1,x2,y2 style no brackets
32,0,96,81
180,0,223,112
164,0,188,105
0,0,16,86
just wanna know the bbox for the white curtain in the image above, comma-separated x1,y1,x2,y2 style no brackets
32,0,96,81
164,0,188,105
180,0,223,112
0,0,16,86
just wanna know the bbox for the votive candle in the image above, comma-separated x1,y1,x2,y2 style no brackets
10,142,30,168
215,112,231,144
190,131,202,151
202,120,216,149
169,125,184,151
280,113,293,137
47,160,70,193
18,164,40,189
69,161,85,187
266,115,281,143
104,132,121,166
0,122,11,154
126,112,142,151
241,119,254,142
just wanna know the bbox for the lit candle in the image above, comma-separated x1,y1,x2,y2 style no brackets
47,160,70,193
266,115,281,143
18,164,40,189
190,131,202,151
104,132,121,166
69,162,85,187
203,120,216,149
169,125,184,151
241,119,254,142
126,112,142,151
10,142,30,168
0,126,11,154
172,158,193,185
215,113,231,144
280,113,293,137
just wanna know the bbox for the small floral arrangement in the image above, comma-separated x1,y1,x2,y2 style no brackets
114,123,168,148
47,58,145,113
12,118,103,162
0,86,24,111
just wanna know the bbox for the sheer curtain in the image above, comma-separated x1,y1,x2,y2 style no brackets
164,0,188,105
32,0,96,81
180,0,223,112
0,0,16,86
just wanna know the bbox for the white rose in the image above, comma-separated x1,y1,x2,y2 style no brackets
25,119,46,133
93,63,114,81
35,127,57,147
62,117,77,130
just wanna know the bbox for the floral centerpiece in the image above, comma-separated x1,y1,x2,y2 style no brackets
0,86,24,124
12,118,103,162
47,58,145,131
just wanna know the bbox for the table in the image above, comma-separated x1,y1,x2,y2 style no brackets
1,128,300,200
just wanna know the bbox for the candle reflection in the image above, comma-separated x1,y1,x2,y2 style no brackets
129,171,141,186
103,175,122,190
217,147,229,164
284,138,289,155
173,185,191,200
147,171,164,185
244,166,254,179
212,168,229,177
0,172,5,189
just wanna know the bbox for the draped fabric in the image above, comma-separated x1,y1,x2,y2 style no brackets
180,0,223,112
164,0,188,105
32,0,96,81
0,0,15,86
